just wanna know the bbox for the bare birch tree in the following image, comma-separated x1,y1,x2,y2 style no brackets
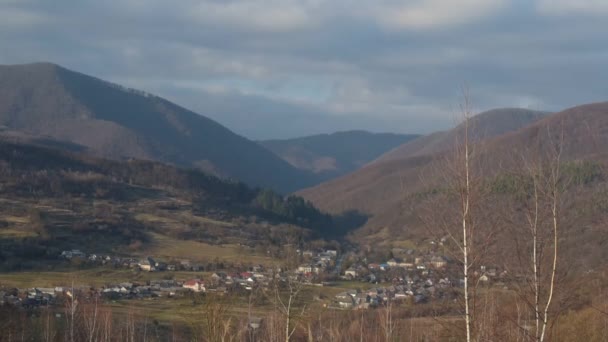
501,125,568,342
418,91,498,341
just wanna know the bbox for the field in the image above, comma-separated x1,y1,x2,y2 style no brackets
134,233,275,265
0,268,210,288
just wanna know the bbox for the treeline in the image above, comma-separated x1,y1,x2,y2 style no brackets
251,189,368,237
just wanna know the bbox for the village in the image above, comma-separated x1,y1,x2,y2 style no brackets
0,246,505,312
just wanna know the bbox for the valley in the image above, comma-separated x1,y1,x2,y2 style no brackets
0,66,607,341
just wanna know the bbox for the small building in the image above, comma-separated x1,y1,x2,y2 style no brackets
344,268,358,279
325,250,338,256
249,317,263,330
297,265,313,274
183,279,205,292
138,259,154,272
430,256,447,269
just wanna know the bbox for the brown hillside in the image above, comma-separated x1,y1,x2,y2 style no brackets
299,102,608,244
376,108,548,162
298,107,548,215
299,101,608,272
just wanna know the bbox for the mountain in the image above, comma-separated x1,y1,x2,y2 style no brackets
259,131,419,180
298,101,608,267
0,62,316,193
376,108,548,162
298,107,549,216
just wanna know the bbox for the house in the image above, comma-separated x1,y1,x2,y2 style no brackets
180,260,191,269
394,291,408,299
183,279,205,292
249,317,263,330
325,250,338,257
211,272,228,282
60,249,86,259
334,292,355,309
430,256,447,269
297,265,313,274
344,268,358,279
387,258,398,267
318,254,333,262
138,259,154,272
398,260,414,268
368,274,377,283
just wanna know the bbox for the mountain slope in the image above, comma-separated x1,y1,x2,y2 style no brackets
259,131,419,180
298,107,549,215
376,108,548,162
0,62,315,192
0,137,345,269
298,102,608,270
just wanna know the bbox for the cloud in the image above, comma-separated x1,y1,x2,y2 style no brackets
188,1,320,32
371,0,507,30
536,0,608,15
0,0,607,138
0,7,49,30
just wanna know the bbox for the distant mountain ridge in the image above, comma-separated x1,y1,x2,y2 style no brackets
259,130,419,180
298,102,608,257
298,107,550,217
0,62,316,192
376,108,549,162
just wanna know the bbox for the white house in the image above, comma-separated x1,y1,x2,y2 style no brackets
183,279,205,292
344,268,358,278
297,264,313,274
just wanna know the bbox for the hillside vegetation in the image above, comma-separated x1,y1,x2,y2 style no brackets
0,139,360,271
299,102,608,265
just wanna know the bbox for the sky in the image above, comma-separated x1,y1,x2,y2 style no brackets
1,0,607,139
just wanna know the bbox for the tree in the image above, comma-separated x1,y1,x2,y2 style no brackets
503,126,568,342
268,274,308,342
419,91,497,341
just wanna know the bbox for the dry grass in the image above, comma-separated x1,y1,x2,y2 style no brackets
0,227,36,238
135,210,235,229
0,268,211,288
138,233,274,265
2,215,29,224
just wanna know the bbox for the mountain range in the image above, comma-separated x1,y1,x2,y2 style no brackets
297,108,549,217
259,131,419,181
298,102,608,267
0,63,432,193
0,63,316,193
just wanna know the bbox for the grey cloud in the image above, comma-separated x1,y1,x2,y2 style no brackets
0,0,606,138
